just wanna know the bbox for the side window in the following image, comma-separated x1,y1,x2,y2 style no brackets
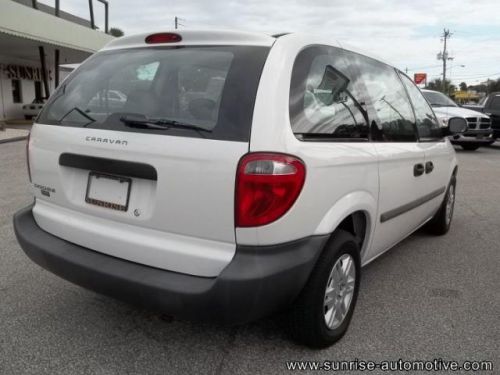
489,95,500,109
399,73,442,140
345,52,417,142
290,46,369,140
108,92,120,100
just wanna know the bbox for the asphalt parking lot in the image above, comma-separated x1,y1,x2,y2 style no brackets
1,141,499,375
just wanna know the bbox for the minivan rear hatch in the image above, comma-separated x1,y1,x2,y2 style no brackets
30,42,270,277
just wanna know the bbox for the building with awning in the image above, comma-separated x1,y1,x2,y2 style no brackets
0,0,113,120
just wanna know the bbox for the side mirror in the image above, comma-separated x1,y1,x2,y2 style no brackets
446,117,467,135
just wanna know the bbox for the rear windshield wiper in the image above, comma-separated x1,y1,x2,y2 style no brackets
120,115,212,133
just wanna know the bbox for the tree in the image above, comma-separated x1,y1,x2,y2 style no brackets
425,78,456,95
469,78,500,94
109,27,124,37
425,78,443,91
459,82,467,91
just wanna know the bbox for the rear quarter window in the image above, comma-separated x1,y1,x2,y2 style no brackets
289,45,369,141
289,45,420,143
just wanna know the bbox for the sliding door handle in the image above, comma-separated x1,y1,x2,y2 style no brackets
425,161,434,174
414,163,425,177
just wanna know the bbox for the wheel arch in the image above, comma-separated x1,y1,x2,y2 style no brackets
314,191,377,258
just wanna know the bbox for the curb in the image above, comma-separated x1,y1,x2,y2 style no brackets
0,136,28,145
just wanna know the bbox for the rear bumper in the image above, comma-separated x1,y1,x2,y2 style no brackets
13,205,328,325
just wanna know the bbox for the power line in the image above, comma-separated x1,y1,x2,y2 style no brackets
449,72,500,79
406,64,443,71
429,71,500,79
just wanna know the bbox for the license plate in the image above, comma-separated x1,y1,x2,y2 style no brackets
477,134,484,139
85,172,131,211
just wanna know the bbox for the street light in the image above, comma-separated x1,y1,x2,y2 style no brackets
448,63,466,96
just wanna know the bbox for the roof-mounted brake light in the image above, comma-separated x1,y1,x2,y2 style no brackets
145,33,182,44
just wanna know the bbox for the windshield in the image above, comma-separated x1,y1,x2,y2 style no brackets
38,46,269,141
422,91,457,107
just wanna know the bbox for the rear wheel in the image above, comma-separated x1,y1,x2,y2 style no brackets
461,144,480,151
288,229,361,348
426,176,456,235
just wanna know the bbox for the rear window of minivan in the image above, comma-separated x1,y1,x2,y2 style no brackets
38,46,270,142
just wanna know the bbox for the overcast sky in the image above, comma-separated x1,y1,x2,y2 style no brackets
39,0,500,85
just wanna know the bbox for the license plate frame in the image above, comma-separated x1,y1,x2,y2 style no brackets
85,172,132,212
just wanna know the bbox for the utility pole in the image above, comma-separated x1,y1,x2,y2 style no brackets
175,16,178,29
440,29,452,94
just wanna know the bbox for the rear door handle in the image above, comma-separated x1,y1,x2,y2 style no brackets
414,163,425,177
425,161,434,174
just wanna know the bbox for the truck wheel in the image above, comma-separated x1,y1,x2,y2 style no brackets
426,176,456,235
461,144,480,151
288,229,361,348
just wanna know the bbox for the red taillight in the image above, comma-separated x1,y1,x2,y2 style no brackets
236,153,306,227
26,132,32,182
145,33,182,44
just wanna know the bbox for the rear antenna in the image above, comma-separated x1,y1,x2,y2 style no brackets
272,32,290,38
174,16,186,29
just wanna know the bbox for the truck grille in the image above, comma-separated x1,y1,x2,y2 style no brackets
465,117,490,130
466,117,477,130
480,117,491,129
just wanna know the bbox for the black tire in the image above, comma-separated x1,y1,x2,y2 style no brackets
426,176,456,235
288,229,361,348
461,144,480,151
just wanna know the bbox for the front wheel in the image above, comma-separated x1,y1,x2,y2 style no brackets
288,230,361,348
426,176,456,235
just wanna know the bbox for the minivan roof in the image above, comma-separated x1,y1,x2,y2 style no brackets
102,29,395,69
103,29,276,50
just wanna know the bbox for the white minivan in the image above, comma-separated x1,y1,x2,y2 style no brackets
14,30,466,348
